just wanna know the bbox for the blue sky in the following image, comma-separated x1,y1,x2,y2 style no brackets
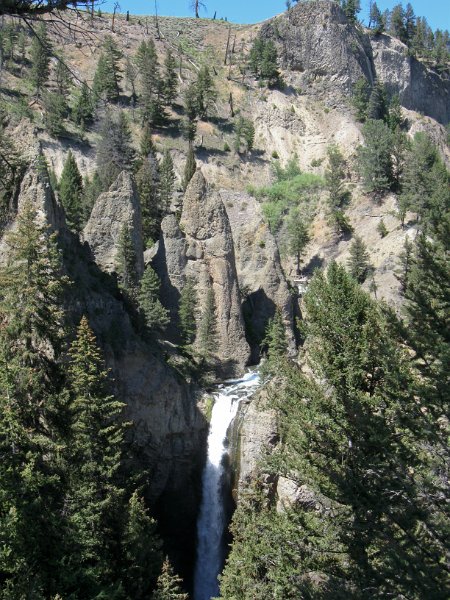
101,0,449,31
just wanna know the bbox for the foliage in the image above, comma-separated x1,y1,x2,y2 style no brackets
179,277,197,346
250,162,324,233
198,286,217,359
286,208,310,273
29,22,50,94
72,81,94,131
248,38,281,87
182,145,196,191
136,144,161,245
222,261,449,598
356,118,394,195
159,149,176,212
92,36,122,103
42,90,67,137
233,116,255,154
376,218,388,238
135,40,164,125
116,223,139,295
137,265,170,331
151,558,188,600
0,199,70,596
352,77,371,121
162,50,178,107
96,110,135,190
260,308,288,378
366,79,388,121
347,235,373,283
59,150,83,231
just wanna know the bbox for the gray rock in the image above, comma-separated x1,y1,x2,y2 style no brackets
222,190,296,361
371,34,450,125
261,0,374,99
0,161,66,263
154,171,250,377
82,171,144,277
230,387,278,497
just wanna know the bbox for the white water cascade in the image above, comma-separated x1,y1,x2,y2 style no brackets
194,371,261,600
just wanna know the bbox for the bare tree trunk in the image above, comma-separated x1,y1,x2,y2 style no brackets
224,26,231,65
229,92,234,117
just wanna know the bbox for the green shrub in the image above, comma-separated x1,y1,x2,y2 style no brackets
271,150,279,159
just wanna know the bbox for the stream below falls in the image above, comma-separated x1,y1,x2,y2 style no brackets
193,370,261,600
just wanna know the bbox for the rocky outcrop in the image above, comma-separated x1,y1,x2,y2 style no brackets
371,34,450,125
82,171,144,277
221,190,296,361
0,161,66,263
261,0,449,124
230,387,278,497
261,0,374,101
153,171,250,376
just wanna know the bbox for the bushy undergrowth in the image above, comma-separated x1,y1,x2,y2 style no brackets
248,157,324,232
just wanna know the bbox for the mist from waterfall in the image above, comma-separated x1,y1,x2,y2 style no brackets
193,371,260,600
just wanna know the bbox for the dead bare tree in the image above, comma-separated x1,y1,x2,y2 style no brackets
190,0,206,19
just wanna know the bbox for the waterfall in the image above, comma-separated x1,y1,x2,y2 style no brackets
194,371,260,600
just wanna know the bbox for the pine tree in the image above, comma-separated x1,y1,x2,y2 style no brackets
59,150,83,231
366,80,388,121
162,50,178,107
67,316,127,590
55,57,72,99
137,265,170,331
261,308,288,377
82,171,102,223
29,22,50,94
404,3,416,46
135,40,164,125
390,4,407,43
116,223,139,295
399,132,441,221
387,93,403,130
356,119,394,195
96,110,135,189
195,65,217,119
72,81,94,131
182,145,196,191
123,492,163,599
234,116,255,154
92,36,122,103
198,286,217,359
0,198,70,596
260,40,280,86
352,77,371,121
347,235,373,283
342,0,361,24
159,149,176,212
370,2,385,34
42,90,67,137
286,208,310,274
151,558,188,600
179,277,197,346
136,147,161,245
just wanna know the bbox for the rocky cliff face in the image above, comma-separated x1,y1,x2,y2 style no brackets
261,0,449,125
262,0,374,102
222,190,296,361
154,171,251,376
371,34,450,125
82,171,144,277
230,386,278,498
